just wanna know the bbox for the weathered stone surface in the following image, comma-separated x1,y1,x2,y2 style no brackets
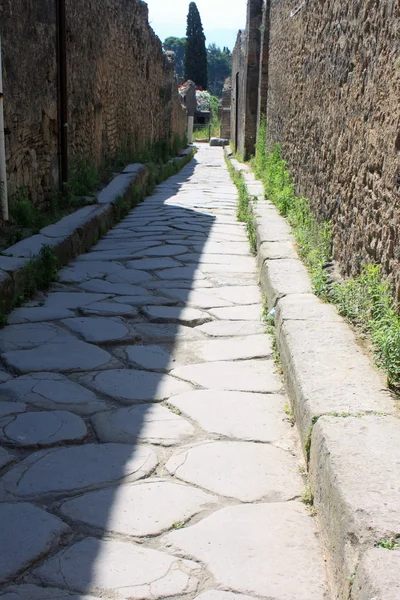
61,479,216,537
8,307,75,325
258,240,298,261
34,537,200,598
80,302,138,317
0,444,157,499
84,369,193,403
44,292,111,309
0,373,106,415
133,244,188,257
124,345,173,370
164,503,327,599
166,440,302,501
178,335,272,363
310,416,400,599
0,447,15,469
161,288,233,308
197,320,265,337
171,360,281,393
92,404,194,445
127,257,182,270
260,258,312,310
156,266,205,280
0,503,70,583
113,295,177,306
0,402,26,418
79,279,149,296
0,585,102,600
169,390,289,442
59,261,124,283
277,317,397,447
0,411,87,447
195,593,255,600
352,548,400,600
61,317,130,343
276,293,343,323
142,306,211,326
134,323,203,342
209,305,261,321
0,371,12,383
3,341,115,374
0,323,75,352
107,270,153,284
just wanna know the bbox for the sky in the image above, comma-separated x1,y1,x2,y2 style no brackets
144,0,247,50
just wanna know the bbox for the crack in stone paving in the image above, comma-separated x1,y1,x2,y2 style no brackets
0,146,331,600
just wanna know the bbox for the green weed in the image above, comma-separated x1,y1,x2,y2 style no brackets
225,159,257,254
377,538,400,550
253,116,400,389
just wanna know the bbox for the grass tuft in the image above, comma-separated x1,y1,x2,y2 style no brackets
253,115,400,390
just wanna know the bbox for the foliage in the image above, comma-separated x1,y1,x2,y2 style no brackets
207,44,232,97
192,95,221,141
184,2,208,89
225,158,257,254
254,115,400,388
163,37,186,79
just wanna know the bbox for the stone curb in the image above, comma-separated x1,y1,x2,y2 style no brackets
0,151,194,316
225,147,400,599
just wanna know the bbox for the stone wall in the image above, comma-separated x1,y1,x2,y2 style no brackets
231,0,263,158
232,0,400,298
267,0,400,296
220,78,232,140
1,0,187,205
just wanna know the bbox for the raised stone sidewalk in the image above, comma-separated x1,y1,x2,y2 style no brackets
226,150,400,600
0,146,330,599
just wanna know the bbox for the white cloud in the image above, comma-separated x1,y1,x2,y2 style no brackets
145,0,247,48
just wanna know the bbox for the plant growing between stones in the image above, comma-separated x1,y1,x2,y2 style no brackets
376,538,400,550
225,158,257,254
253,115,400,390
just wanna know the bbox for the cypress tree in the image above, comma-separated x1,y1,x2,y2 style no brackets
184,2,208,89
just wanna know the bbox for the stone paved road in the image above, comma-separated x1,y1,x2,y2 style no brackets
0,146,330,599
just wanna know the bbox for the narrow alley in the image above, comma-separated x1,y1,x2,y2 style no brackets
0,146,329,599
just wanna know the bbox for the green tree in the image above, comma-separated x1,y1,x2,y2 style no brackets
184,2,208,89
207,44,232,97
163,37,186,80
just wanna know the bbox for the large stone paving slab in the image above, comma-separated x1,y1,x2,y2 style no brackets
83,369,193,403
60,479,217,536
79,279,149,295
195,593,256,600
0,444,157,499
0,503,70,583
44,292,111,309
79,301,138,317
0,411,87,447
0,586,102,600
142,305,212,326
92,404,194,445
59,261,125,283
0,401,26,418
2,341,115,373
33,537,200,599
171,360,282,393
0,323,75,352
164,503,328,599
7,307,75,324
208,305,261,321
174,335,272,364
0,447,15,469
197,320,265,337
168,390,289,442
133,323,204,342
166,440,302,501
161,288,233,308
0,373,107,415
61,316,131,343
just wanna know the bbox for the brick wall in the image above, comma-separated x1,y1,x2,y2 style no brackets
1,0,187,205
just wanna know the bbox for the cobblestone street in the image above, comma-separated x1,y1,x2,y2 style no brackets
0,147,329,599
